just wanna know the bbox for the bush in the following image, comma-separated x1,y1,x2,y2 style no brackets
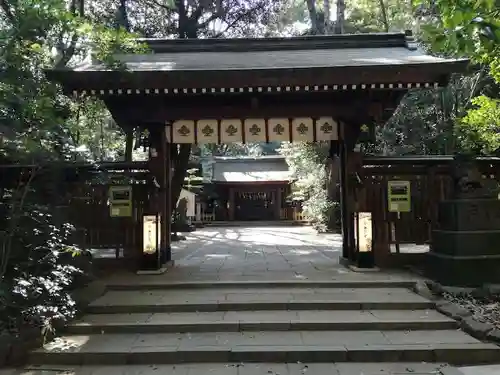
0,173,89,337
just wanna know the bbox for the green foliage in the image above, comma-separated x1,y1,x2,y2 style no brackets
347,0,414,32
0,174,85,332
198,142,280,158
459,95,500,154
0,0,144,336
279,142,335,231
88,24,149,68
66,98,125,161
415,0,499,59
415,0,500,156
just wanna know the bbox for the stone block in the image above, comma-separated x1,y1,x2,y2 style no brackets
460,317,493,339
435,301,472,321
437,199,500,232
178,347,231,362
239,322,291,331
426,251,500,287
345,345,403,362
82,352,127,365
399,345,435,362
127,348,179,364
284,346,347,362
431,230,500,257
484,284,500,296
486,329,500,343
433,343,500,365
29,351,82,366
230,346,288,362
413,280,439,301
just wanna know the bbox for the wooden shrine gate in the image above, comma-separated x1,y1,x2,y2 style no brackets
48,32,468,271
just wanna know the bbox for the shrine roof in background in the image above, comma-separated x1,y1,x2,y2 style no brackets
211,156,291,183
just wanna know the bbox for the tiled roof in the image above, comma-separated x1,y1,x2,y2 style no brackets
73,33,460,73
211,156,291,182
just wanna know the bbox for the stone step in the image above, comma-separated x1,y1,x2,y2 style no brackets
22,362,466,375
67,309,457,334
105,279,418,291
30,330,500,366
87,287,433,314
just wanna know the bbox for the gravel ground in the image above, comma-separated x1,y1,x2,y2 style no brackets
443,291,500,330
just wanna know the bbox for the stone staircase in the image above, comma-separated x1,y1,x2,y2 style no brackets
29,280,500,369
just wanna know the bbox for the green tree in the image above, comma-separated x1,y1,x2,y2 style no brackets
0,0,141,335
347,0,414,32
415,0,500,155
279,141,335,231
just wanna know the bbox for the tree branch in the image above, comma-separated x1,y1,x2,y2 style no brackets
212,3,265,37
143,0,177,12
197,10,226,30
54,0,82,68
192,0,224,26
0,0,15,23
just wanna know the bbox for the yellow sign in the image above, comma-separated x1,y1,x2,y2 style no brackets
109,186,132,217
143,215,160,254
355,212,373,253
387,180,411,212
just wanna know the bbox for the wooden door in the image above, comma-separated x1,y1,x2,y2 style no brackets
234,189,277,221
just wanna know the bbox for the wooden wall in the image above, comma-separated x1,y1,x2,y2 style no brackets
357,157,500,267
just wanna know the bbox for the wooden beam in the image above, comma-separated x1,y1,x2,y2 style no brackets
53,62,464,92
109,103,374,125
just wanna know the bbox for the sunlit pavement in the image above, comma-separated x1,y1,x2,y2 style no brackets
107,225,419,283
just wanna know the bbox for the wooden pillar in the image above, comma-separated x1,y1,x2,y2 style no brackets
275,186,282,220
229,187,235,221
338,123,351,260
142,129,164,271
163,136,172,263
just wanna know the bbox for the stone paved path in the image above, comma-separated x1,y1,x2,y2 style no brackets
108,226,419,285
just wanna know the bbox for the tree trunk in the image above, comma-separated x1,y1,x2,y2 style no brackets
324,0,330,28
125,129,133,161
335,0,345,34
378,0,390,32
170,144,192,216
306,0,319,33
166,2,198,219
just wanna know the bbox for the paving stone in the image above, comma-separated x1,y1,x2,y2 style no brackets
87,288,433,314
344,344,405,362
300,331,390,346
17,364,466,375
287,363,339,375
67,309,457,335
103,227,421,286
383,330,481,345
334,362,451,375
459,364,500,375
433,343,500,365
